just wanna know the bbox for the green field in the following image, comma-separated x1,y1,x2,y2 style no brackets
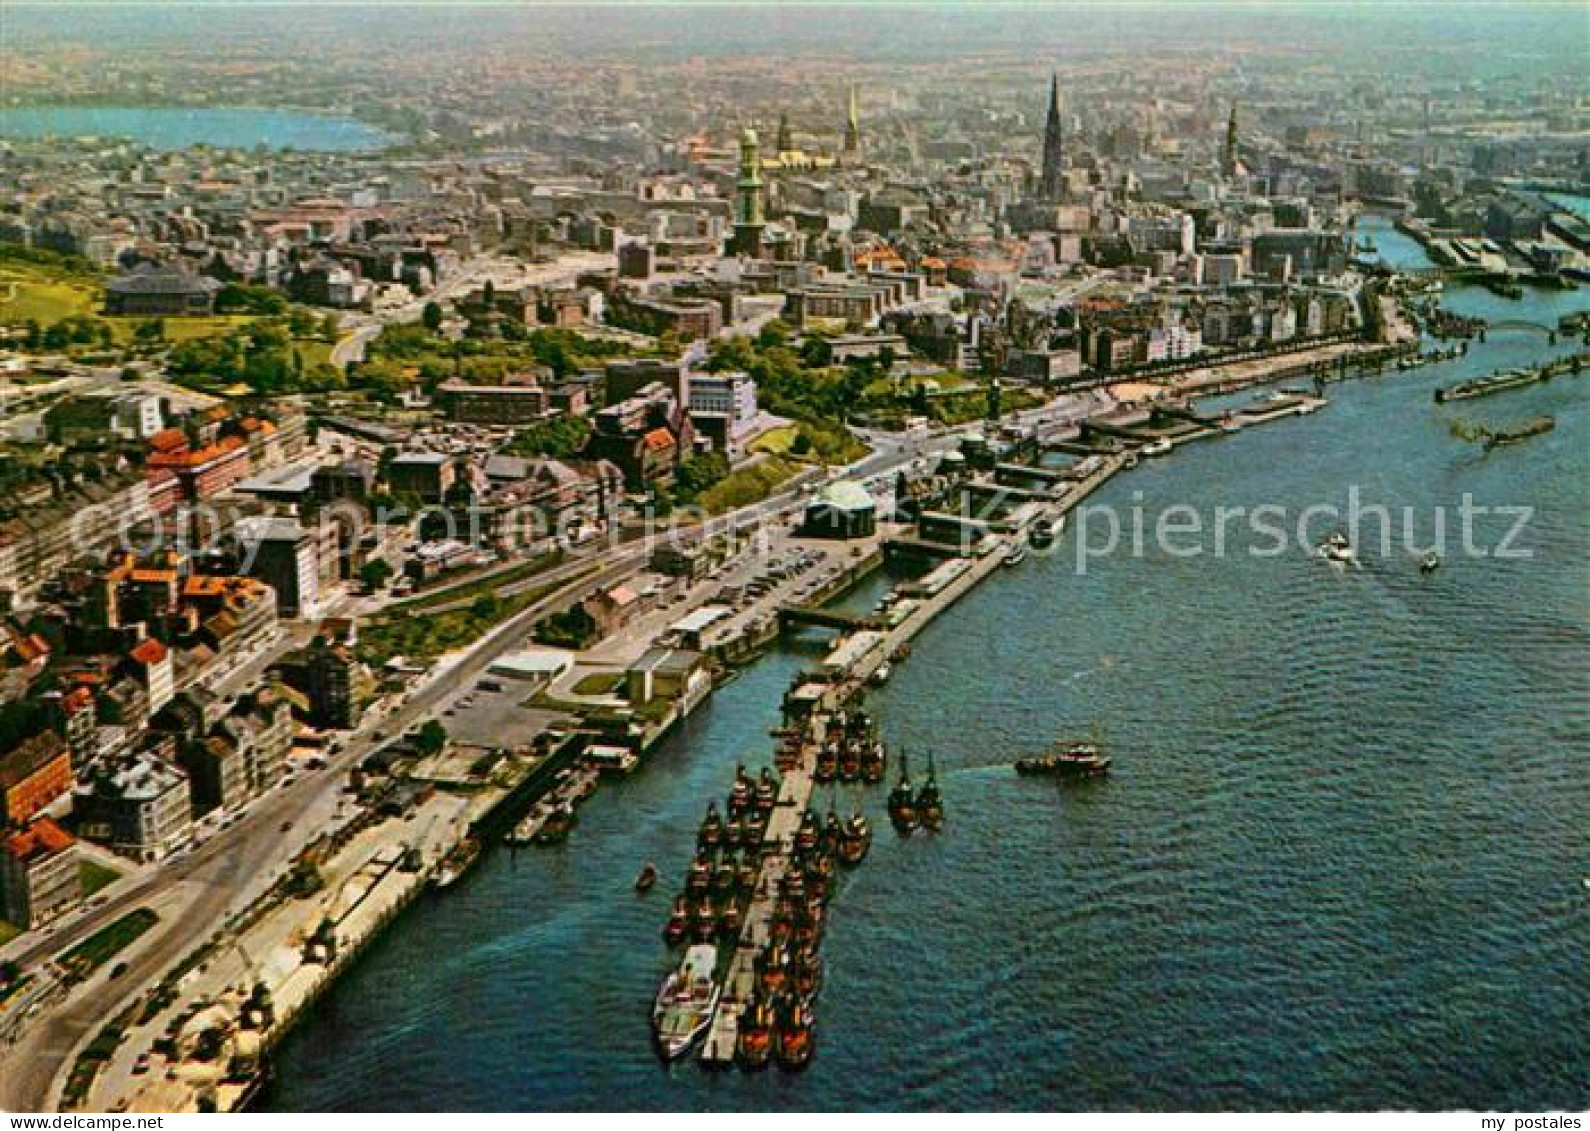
60,907,158,980
697,455,803,514
79,859,122,898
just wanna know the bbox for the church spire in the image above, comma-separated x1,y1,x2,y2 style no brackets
776,112,792,153
1039,73,1065,202
843,83,861,158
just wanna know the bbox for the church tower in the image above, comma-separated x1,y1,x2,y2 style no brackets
1222,103,1240,179
730,127,765,257
776,112,793,154
1039,74,1065,202
843,84,861,159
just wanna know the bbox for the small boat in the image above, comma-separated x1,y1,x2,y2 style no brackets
774,998,816,1071
888,751,920,835
431,836,480,889
869,661,893,685
1317,531,1355,566
651,944,720,1061
1419,550,1441,574
1015,738,1112,779
916,754,944,831
736,995,775,1070
1029,517,1057,548
532,805,577,846
1141,438,1172,457
1003,543,1026,567
663,896,690,946
837,812,871,865
635,862,659,893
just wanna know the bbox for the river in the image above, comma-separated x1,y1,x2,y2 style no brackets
265,275,1590,1111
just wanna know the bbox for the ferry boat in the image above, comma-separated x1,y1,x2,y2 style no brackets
1015,738,1112,779
431,836,480,889
635,862,658,893
916,754,945,831
1003,543,1026,567
888,751,920,835
651,944,721,1061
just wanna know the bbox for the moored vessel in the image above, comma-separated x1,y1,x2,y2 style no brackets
651,944,721,1060
888,750,920,835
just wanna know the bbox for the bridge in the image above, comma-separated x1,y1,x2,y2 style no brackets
1486,319,1558,339
777,605,879,633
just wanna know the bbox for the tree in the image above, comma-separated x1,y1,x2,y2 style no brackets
359,559,393,592
421,301,444,333
415,719,448,757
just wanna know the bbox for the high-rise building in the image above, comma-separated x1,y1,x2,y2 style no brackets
1039,74,1065,202
730,128,765,257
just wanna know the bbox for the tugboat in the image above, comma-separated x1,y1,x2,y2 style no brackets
728,765,753,818
663,895,690,946
888,751,920,835
691,896,718,943
837,811,872,865
685,854,711,896
635,862,659,893
651,944,720,1061
774,997,816,1071
790,949,823,1001
1015,737,1112,779
794,810,820,855
838,740,861,782
697,801,724,851
532,805,577,846
916,754,944,832
736,994,775,1070
815,741,838,783
859,735,886,784
754,768,779,814
821,809,844,857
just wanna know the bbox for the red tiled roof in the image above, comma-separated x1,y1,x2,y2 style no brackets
5,816,75,862
130,638,169,665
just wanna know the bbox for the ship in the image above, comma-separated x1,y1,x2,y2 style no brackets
532,804,578,846
1015,738,1112,779
837,812,872,865
431,836,480,889
651,944,721,1061
773,996,817,1071
635,862,658,893
888,750,920,835
916,754,945,831
663,895,689,946
736,994,775,1070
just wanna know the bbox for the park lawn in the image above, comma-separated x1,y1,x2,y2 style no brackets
79,859,122,898
60,907,158,980
0,269,100,325
572,672,625,696
748,421,868,467
358,564,596,668
697,455,803,514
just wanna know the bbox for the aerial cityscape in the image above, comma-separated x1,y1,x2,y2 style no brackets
0,0,1585,1115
